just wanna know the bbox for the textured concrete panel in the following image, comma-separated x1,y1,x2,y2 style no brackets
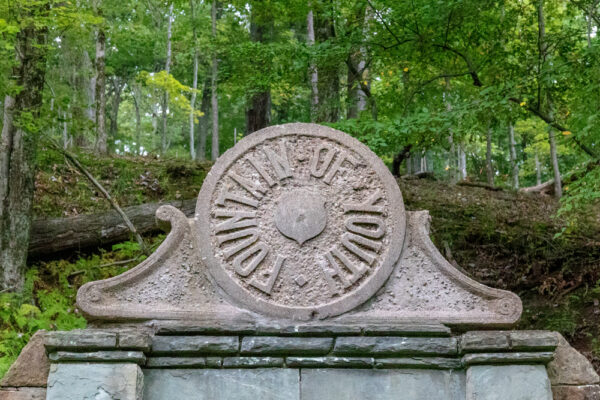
46,363,143,400
300,368,465,400
143,369,299,400
466,365,552,400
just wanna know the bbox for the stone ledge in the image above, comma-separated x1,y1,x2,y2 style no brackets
240,337,333,355
459,330,558,354
374,357,462,370
222,357,284,368
48,350,146,364
333,337,458,356
286,357,373,368
146,357,207,368
45,330,117,351
151,336,239,355
462,351,554,366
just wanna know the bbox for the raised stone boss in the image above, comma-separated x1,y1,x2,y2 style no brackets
1,123,597,400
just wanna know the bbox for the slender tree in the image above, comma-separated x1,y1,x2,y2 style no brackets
211,0,219,160
94,22,107,154
189,0,199,160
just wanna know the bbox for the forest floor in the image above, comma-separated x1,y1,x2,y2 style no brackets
2,150,599,376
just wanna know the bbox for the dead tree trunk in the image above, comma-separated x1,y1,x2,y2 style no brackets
0,15,48,291
29,199,196,259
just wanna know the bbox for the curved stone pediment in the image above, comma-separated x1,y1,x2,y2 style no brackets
77,123,521,328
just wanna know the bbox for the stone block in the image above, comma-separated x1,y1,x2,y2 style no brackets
462,352,554,366
48,350,146,364
143,368,299,400
508,331,558,351
45,330,117,351
146,357,207,368
151,335,238,355
552,384,600,400
0,331,49,388
333,336,458,356
362,324,451,337
547,333,600,385
118,330,152,351
285,357,373,368
460,331,510,353
374,357,462,369
300,368,465,400
222,357,284,368
466,365,552,400
0,388,46,400
240,336,333,355
46,363,143,400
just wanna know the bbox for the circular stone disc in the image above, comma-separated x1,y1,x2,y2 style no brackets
195,123,406,320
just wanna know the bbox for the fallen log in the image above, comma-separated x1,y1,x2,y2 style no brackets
28,199,196,259
456,180,502,191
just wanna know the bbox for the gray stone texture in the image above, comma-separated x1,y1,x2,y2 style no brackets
547,333,600,385
333,336,458,356
45,330,116,351
46,363,143,400
118,330,152,350
151,335,238,355
146,357,207,368
285,357,373,368
552,384,600,400
508,331,558,351
300,369,465,400
0,331,49,388
143,369,299,400
466,365,552,400
462,352,554,366
0,388,46,400
222,357,284,368
48,350,146,364
240,336,333,355
374,357,462,369
460,330,558,353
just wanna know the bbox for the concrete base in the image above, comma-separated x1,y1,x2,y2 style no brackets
466,365,552,400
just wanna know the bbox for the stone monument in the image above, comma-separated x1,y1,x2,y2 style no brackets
1,123,598,400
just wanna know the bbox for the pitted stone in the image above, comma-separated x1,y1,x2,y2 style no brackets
196,123,406,320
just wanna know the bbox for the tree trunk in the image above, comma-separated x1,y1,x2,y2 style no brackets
548,128,562,197
314,3,339,123
391,145,412,177
535,151,542,185
29,199,196,259
132,84,142,155
245,11,271,134
211,0,220,160
444,79,457,183
0,17,48,291
458,144,467,180
162,3,174,154
346,3,368,119
197,78,211,161
508,122,519,189
486,124,494,185
307,7,319,121
95,28,107,154
109,77,123,138
189,0,198,160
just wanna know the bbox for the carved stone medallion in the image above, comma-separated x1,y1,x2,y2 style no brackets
195,123,406,320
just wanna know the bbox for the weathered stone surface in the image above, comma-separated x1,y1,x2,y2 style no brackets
552,384,600,400
362,323,451,337
462,352,554,366
374,357,462,370
48,350,146,364
206,357,222,367
300,369,465,400
151,336,238,355
460,331,510,353
44,330,117,351
508,331,558,351
118,330,152,350
466,365,552,400
285,357,373,368
146,357,207,368
46,363,143,400
222,357,284,368
143,369,299,400
547,333,600,385
0,331,49,388
0,388,46,400
240,337,333,355
333,336,458,356
76,124,522,327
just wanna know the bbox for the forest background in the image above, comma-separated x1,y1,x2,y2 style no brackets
2,0,600,376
